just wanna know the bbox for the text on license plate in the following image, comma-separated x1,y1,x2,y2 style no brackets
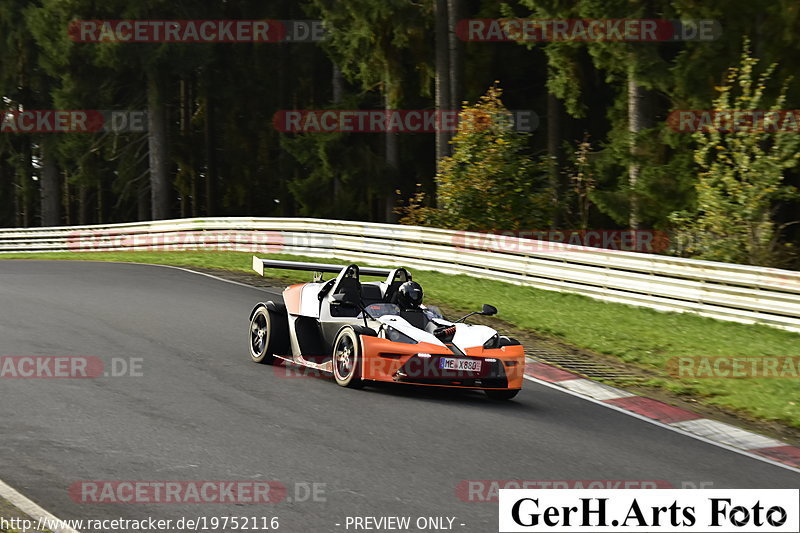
438,358,482,372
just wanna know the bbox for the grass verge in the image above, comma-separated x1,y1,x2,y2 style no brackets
3,250,799,430
0,496,52,533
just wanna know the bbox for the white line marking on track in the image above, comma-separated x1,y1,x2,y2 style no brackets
523,374,800,474
137,263,280,292
0,478,81,533
558,378,636,401
115,261,280,294
671,419,787,450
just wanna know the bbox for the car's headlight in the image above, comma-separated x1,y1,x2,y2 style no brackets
384,325,418,344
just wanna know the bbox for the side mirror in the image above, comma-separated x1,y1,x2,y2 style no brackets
481,304,498,316
455,304,497,323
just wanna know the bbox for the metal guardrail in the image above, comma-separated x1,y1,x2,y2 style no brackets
1,217,799,333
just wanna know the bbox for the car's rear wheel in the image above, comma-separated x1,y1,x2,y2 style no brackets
332,327,364,389
249,305,289,364
485,389,520,401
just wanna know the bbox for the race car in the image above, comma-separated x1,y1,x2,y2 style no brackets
248,257,525,400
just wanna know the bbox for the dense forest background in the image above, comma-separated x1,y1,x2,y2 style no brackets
1,0,799,267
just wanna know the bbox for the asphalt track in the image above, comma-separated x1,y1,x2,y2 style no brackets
0,260,798,533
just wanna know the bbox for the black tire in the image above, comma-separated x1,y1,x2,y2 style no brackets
485,389,520,401
332,326,364,389
249,305,290,364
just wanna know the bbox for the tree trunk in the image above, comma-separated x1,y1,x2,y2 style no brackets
137,179,149,221
96,179,104,224
20,139,33,227
179,77,193,217
332,62,344,105
547,93,564,228
79,184,88,225
435,0,451,170
276,42,290,216
0,158,14,227
627,73,650,231
201,78,217,217
40,138,60,226
332,63,344,203
147,70,170,220
11,157,20,227
447,0,463,111
384,90,399,223
63,172,71,225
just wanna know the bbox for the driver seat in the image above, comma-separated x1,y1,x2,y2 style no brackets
383,268,411,304
330,265,362,317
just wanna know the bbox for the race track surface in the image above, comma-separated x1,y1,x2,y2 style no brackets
1,261,798,532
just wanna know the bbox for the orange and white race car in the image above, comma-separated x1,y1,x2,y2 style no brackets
248,257,524,400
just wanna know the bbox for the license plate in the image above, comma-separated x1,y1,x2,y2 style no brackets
438,357,482,372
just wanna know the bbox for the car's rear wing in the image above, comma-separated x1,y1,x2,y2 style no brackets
252,256,394,277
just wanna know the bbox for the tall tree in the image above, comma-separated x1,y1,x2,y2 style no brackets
39,137,60,225
0,0,52,226
308,0,433,221
146,69,169,219
435,0,451,168
447,0,463,110
507,0,583,227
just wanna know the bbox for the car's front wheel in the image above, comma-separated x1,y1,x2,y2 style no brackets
332,327,364,389
485,389,520,401
249,304,289,364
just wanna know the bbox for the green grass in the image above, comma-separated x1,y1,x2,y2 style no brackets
4,250,800,428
